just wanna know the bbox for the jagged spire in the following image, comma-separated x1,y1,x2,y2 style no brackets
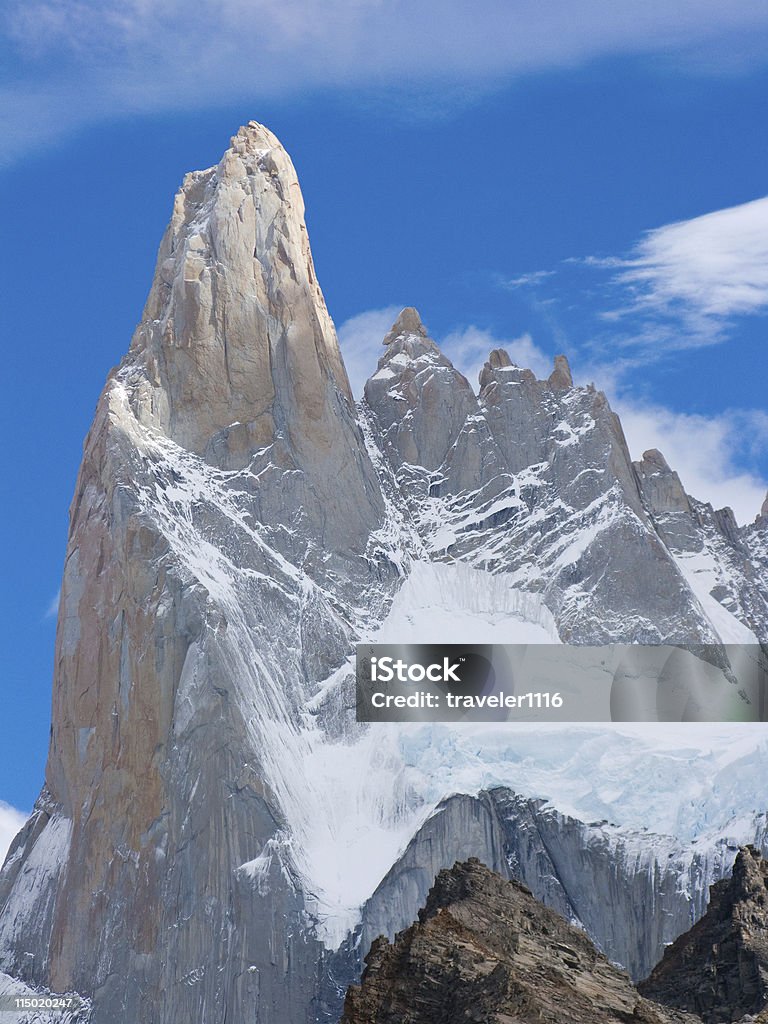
634,449,690,515
383,307,428,345
640,449,672,473
131,119,354,457
548,354,573,389
761,491,768,520
487,348,513,370
478,348,536,390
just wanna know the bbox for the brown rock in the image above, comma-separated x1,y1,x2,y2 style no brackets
341,858,695,1024
382,306,428,345
548,353,573,389
640,846,768,1023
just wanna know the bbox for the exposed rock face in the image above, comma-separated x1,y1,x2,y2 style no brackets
130,120,384,548
635,449,692,515
1,123,768,1024
382,306,427,346
749,494,768,569
344,789,768,988
341,858,696,1024
363,315,758,643
633,448,768,646
0,122,396,1024
640,847,768,1023
548,352,574,389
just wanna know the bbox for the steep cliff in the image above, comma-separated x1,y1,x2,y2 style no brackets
0,121,398,1024
346,787,768,988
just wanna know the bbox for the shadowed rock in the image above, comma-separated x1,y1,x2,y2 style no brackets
640,846,768,1023
634,449,692,515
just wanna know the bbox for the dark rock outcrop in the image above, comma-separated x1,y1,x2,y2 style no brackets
640,846,768,1023
348,788,764,986
341,857,695,1024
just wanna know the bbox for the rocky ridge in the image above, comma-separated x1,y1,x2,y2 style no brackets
341,857,697,1024
363,309,740,643
640,846,768,1023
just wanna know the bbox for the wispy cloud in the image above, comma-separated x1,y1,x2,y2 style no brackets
605,196,768,346
3,1,768,164
504,270,555,289
506,194,768,358
0,800,27,866
44,589,60,619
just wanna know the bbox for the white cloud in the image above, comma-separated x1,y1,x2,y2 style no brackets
602,196,768,346
0,801,27,866
3,1,768,163
613,397,768,524
441,325,551,387
624,196,768,317
505,270,556,289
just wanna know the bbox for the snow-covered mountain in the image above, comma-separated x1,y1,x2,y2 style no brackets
1,122,767,1024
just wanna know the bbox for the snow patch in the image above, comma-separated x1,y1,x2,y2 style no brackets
675,550,758,644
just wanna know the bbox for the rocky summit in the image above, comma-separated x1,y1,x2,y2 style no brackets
640,846,768,1023
341,857,697,1024
1,123,768,1024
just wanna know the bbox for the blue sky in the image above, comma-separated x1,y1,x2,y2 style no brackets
2,1,768,852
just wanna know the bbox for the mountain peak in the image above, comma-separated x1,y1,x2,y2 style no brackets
342,858,689,1024
478,348,537,389
640,846,768,1022
634,449,691,516
548,353,573,389
488,347,513,369
238,118,276,140
383,306,428,345
228,119,282,154
125,120,359,463
641,448,672,472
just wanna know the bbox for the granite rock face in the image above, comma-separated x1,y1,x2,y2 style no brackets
362,316,753,643
747,494,768,570
634,449,692,515
343,788,768,989
0,122,396,1024
640,847,768,1023
341,858,697,1024
1,123,768,1024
